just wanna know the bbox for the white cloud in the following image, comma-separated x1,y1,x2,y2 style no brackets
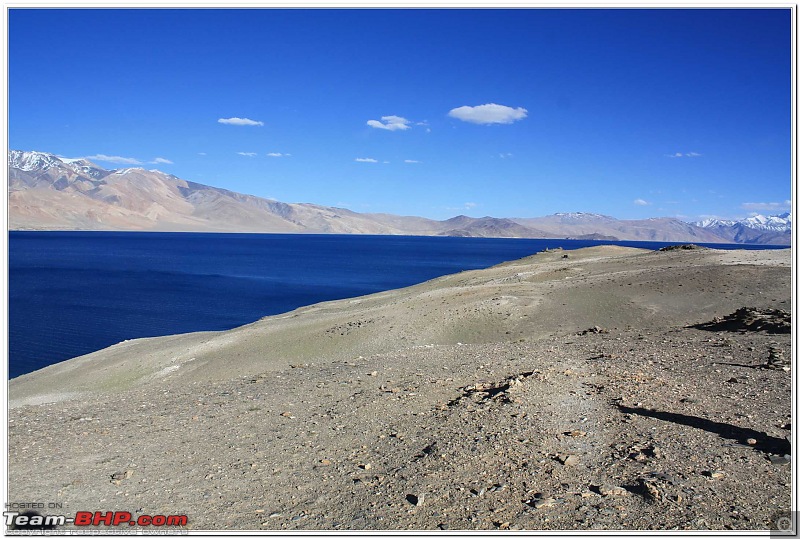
197,152,207,156
404,159,420,164
668,151,702,158
448,103,527,125
218,117,264,126
355,157,378,163
634,198,651,206
464,202,477,209
367,115,412,131
267,152,290,157
151,157,173,165
499,153,513,159
237,152,257,157
84,154,143,165
741,200,791,211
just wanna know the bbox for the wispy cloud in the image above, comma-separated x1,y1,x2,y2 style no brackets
667,151,702,158
499,153,513,159
355,157,378,163
445,202,479,211
741,200,791,211
218,117,264,126
634,198,651,206
448,103,527,125
237,152,257,157
197,152,207,156
267,152,291,157
367,115,411,131
84,154,143,165
404,159,420,164
151,157,173,165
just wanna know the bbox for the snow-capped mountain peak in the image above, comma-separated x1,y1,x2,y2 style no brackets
9,150,110,180
694,213,792,232
8,150,66,172
740,213,792,231
695,217,736,228
552,212,613,221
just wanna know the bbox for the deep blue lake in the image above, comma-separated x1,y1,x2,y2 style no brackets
7,231,785,379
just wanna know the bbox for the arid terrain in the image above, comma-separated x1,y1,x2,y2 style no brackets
9,151,792,245
7,245,794,532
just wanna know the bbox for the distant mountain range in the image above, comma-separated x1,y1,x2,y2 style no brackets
7,150,791,245
692,213,792,244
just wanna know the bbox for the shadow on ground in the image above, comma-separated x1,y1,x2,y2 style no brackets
616,404,790,456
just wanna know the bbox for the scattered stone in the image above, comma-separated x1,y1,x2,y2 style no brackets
110,469,134,484
565,430,587,437
641,479,663,503
533,497,556,509
659,244,703,251
578,326,608,335
557,454,580,466
406,493,425,506
769,455,791,465
599,485,628,497
746,438,757,446
766,346,790,370
692,307,791,334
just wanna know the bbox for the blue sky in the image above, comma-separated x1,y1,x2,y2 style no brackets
8,7,793,221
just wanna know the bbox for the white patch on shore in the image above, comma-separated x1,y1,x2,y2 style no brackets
9,392,81,409
156,365,180,378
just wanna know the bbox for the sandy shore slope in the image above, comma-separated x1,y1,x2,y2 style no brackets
7,245,793,531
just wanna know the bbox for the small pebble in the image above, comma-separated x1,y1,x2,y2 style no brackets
599,485,628,496
534,497,556,509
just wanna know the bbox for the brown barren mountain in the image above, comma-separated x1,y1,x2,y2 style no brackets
9,150,746,243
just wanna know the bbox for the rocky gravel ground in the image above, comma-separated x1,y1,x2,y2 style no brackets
6,246,793,533
8,319,792,532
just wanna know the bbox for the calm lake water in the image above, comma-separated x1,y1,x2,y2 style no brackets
7,232,783,378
